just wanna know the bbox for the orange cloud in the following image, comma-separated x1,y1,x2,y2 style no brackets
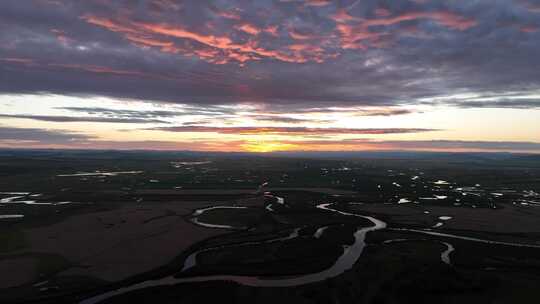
226,51,255,63
140,22,311,63
335,23,381,49
214,9,242,20
81,6,475,66
288,28,319,40
305,0,332,7
137,22,234,49
82,14,316,64
264,25,279,36
235,23,261,35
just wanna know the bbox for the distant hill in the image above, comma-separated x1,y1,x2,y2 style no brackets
0,148,537,164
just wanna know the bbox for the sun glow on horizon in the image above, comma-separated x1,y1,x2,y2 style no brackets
0,93,539,153
242,141,299,153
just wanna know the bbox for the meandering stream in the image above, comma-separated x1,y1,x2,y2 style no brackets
80,200,540,304
80,203,387,303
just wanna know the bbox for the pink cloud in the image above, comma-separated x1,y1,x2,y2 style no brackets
361,11,477,31
235,23,261,35
213,8,243,20
520,25,539,32
264,25,279,36
81,6,475,66
288,27,320,40
82,14,320,64
304,0,332,7
332,9,476,50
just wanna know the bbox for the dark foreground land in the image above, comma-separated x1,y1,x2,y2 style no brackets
1,149,540,303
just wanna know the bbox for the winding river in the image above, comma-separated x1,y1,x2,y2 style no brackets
80,203,387,303
190,206,249,229
81,200,540,303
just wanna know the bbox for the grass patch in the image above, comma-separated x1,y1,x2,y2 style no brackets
0,229,26,253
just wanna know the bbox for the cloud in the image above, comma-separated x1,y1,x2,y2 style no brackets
254,106,417,116
454,98,540,108
151,126,438,135
355,108,416,116
426,95,540,109
71,139,245,151
59,107,182,117
0,114,168,124
235,23,261,35
81,14,311,64
59,106,236,117
0,126,244,150
248,115,331,123
0,0,539,112
0,126,92,144
304,0,332,7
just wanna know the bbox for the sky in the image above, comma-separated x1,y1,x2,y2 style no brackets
1,0,539,153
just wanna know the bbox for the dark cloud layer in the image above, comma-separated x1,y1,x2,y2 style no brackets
248,115,331,123
152,125,438,135
58,106,236,117
0,114,168,123
59,107,185,118
1,0,539,110
454,98,540,109
0,126,92,143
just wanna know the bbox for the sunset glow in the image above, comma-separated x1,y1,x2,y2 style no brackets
1,0,539,153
